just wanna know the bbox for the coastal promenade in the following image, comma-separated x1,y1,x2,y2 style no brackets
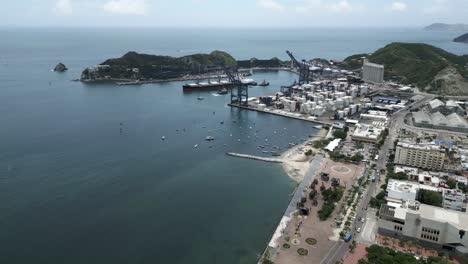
258,155,324,263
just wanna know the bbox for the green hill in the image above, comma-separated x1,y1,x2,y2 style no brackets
342,43,468,95
454,33,468,43
82,51,237,81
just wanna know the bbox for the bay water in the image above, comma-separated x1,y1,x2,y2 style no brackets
1,27,467,264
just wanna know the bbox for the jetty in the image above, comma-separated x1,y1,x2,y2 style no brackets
228,103,333,126
226,152,283,163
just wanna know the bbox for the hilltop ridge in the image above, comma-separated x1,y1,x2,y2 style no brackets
342,42,468,95
424,23,468,31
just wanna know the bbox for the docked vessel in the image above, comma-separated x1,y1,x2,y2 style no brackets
217,88,228,94
259,80,270,86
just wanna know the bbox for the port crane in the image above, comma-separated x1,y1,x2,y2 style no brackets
223,66,249,106
286,50,312,84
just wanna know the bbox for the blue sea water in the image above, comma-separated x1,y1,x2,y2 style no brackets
0,28,467,264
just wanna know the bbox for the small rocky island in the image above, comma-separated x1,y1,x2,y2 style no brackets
80,51,284,84
454,33,468,43
54,63,68,72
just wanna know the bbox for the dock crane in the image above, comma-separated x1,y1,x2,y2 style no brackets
286,50,312,84
223,66,249,106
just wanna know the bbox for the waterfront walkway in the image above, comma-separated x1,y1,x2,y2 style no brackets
226,152,283,163
258,155,324,263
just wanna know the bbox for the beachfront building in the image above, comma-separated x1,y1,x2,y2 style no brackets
378,201,468,255
394,142,446,171
362,59,384,83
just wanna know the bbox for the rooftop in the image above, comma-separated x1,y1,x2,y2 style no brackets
363,62,384,69
352,124,384,140
397,142,442,151
429,99,445,109
391,203,468,230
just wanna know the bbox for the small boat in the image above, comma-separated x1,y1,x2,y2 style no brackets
205,136,215,141
259,80,270,86
258,145,265,149
162,136,166,140
197,96,204,100
272,152,281,157
250,82,258,86
194,144,199,148
218,88,228,94
262,151,269,154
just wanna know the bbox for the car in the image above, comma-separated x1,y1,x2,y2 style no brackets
361,218,366,223
357,216,362,222
356,227,361,233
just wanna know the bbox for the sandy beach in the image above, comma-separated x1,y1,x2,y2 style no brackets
281,128,328,182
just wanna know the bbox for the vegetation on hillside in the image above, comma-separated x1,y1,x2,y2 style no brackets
454,33,468,43
341,43,468,93
82,50,237,80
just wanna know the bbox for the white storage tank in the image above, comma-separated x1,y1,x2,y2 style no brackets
337,111,345,119
344,107,350,116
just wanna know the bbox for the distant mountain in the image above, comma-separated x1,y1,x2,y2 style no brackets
424,23,468,31
454,33,468,43
342,43,468,95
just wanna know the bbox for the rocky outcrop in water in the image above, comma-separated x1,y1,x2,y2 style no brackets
54,63,68,72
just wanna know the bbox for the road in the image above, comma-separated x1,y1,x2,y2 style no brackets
321,165,378,264
320,94,433,263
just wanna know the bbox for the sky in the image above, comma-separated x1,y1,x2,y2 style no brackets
1,0,467,28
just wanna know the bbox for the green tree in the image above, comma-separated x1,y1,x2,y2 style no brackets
418,189,443,207
333,129,347,140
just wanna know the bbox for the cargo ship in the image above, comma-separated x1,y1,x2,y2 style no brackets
182,78,256,90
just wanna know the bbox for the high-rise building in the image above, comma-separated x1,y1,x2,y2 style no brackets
362,59,384,83
394,142,446,171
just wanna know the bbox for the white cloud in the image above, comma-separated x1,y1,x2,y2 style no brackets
53,0,72,15
257,0,284,11
391,2,407,12
103,0,148,15
328,0,353,13
296,0,363,14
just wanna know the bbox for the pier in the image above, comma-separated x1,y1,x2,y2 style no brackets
226,152,283,163
228,103,333,126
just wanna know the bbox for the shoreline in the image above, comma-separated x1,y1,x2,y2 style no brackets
280,127,328,183
79,67,296,86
